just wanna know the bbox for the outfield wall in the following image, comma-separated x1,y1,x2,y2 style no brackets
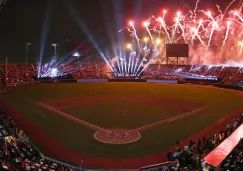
35,78,243,91
147,80,177,84
76,79,177,83
178,81,243,91
109,79,146,82
38,79,77,83
77,79,108,83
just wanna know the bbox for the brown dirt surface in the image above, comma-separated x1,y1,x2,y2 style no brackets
94,129,141,144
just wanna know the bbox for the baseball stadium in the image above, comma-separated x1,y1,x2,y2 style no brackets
0,0,243,171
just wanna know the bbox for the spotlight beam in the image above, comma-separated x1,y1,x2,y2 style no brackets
38,1,52,77
68,3,115,74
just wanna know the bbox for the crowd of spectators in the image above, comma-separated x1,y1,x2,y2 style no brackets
38,63,243,85
160,114,243,171
143,64,243,86
69,62,111,79
0,75,5,93
0,63,242,86
0,65,6,93
0,109,80,171
5,64,36,84
0,64,36,87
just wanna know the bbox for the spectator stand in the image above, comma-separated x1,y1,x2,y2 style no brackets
140,161,171,171
0,109,81,171
0,66,6,93
140,114,243,171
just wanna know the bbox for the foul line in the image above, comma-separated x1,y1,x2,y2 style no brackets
38,102,111,133
38,102,207,135
37,110,45,116
126,106,208,133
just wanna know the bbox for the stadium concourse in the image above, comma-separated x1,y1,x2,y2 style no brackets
0,63,242,171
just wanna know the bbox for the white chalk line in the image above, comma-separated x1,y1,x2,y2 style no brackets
37,110,45,116
38,102,112,133
198,113,209,119
93,132,141,144
38,102,207,135
126,106,208,133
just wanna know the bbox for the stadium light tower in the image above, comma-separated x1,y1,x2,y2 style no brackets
25,42,31,64
52,43,57,56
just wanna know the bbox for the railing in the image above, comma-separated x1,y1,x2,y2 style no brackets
140,161,171,171
24,136,82,170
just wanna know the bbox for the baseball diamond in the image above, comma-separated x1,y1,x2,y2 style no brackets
0,82,242,169
1,0,243,170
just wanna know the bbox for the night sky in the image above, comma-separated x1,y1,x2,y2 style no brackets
0,0,235,63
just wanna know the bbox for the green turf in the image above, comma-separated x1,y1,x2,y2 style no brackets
1,83,243,158
64,101,180,129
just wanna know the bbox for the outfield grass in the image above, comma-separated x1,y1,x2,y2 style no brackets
1,83,243,158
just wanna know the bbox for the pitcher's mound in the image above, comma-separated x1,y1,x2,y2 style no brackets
94,129,141,144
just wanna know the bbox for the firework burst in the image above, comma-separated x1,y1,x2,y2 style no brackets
118,0,243,68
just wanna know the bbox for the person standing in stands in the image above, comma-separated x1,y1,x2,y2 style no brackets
167,150,172,161
176,139,180,150
79,159,84,171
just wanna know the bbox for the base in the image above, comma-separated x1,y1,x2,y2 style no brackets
94,129,141,144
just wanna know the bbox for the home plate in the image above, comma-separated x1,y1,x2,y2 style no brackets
94,129,141,144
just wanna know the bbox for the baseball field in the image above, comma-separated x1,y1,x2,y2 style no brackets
0,82,243,169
